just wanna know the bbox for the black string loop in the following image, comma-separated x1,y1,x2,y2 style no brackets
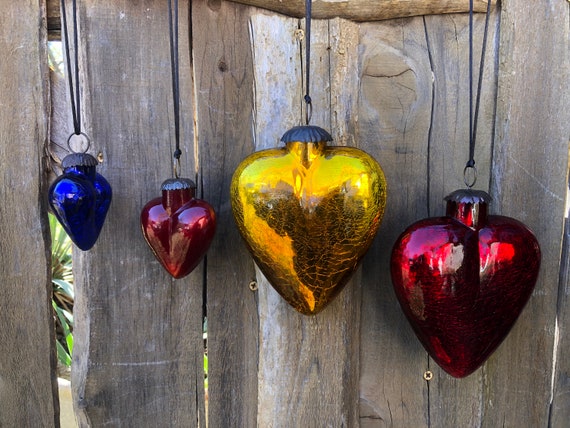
61,0,81,136
466,0,492,187
168,0,182,177
67,132,91,154
303,0,312,125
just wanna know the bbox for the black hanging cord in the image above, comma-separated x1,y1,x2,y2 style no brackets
168,0,182,176
61,0,81,136
465,0,492,186
468,0,474,168
303,0,312,125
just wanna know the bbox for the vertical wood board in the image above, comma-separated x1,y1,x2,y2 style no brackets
192,1,259,426
0,1,58,427
425,10,499,428
357,16,433,427
250,14,361,427
71,1,205,426
485,0,569,426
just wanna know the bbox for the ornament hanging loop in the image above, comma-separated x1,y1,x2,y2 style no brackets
463,163,477,188
173,156,181,179
304,95,312,125
67,132,91,154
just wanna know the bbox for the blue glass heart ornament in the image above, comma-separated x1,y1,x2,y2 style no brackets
49,153,112,250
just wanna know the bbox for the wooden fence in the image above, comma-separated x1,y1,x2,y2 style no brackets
1,0,569,426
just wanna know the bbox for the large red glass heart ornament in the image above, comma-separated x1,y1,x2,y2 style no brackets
391,189,541,377
231,125,387,315
141,178,216,279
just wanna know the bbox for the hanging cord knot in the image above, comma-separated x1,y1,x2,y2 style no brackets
463,161,478,188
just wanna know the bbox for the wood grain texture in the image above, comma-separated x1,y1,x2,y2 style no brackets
0,1,58,427
552,215,570,427
71,1,205,426
251,14,361,427
425,10,499,428
46,0,495,27
227,0,494,22
191,1,259,426
34,0,570,426
486,0,570,426
47,0,61,34
357,17,433,427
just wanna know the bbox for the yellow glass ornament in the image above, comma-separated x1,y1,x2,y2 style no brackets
231,125,387,315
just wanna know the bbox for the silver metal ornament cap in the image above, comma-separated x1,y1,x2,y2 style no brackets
161,177,196,191
445,188,491,229
444,188,492,204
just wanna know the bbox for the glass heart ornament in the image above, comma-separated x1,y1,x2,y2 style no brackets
141,178,216,279
48,152,112,251
390,189,541,377
231,125,387,315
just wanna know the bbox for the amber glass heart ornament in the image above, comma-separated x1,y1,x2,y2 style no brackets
390,189,541,377
49,152,112,251
231,125,387,315
141,178,216,279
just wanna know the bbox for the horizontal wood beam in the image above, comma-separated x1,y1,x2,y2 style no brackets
223,0,494,21
47,0,495,33
46,0,60,36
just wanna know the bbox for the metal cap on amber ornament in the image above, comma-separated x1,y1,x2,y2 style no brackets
281,125,333,143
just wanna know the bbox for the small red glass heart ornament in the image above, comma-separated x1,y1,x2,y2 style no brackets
391,189,540,377
141,178,216,279
231,125,387,315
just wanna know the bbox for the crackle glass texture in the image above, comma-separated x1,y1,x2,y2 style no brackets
231,140,386,315
391,194,541,377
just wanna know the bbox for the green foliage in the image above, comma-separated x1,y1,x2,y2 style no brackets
50,213,74,367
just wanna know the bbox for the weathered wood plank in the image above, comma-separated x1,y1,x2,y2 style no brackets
551,214,570,427
426,10,499,428
228,0,494,22
357,17,433,427
191,1,259,426
0,1,58,427
47,0,61,35
46,0,495,27
250,15,361,427
423,11,497,211
485,0,569,426
71,1,205,425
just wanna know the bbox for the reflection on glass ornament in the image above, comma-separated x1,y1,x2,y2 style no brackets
390,189,541,377
231,125,387,315
48,151,112,251
141,178,216,279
